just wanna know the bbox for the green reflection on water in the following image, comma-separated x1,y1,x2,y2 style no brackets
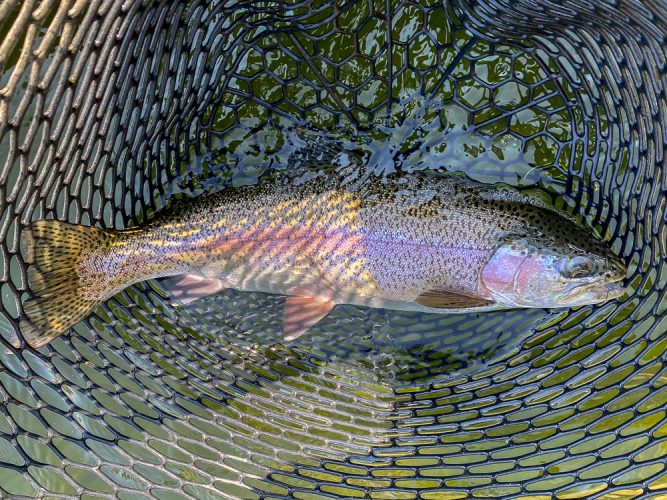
149,0,609,387
0,0,638,497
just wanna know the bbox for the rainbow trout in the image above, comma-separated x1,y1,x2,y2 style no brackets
21,172,626,347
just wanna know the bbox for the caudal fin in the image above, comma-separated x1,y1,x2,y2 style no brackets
20,220,114,348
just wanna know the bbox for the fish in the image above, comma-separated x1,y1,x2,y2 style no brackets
19,171,627,348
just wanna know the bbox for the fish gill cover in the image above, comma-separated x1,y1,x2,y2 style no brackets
0,0,665,498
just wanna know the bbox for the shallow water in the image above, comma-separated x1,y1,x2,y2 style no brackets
146,0,625,383
0,0,658,498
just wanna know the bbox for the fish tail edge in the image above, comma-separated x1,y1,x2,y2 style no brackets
20,220,115,348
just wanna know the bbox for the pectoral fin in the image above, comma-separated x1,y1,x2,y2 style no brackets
161,274,226,305
283,295,335,341
415,289,495,309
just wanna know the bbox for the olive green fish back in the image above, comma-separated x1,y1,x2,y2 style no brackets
0,0,665,498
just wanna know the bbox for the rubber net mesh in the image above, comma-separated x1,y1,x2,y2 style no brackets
0,0,666,497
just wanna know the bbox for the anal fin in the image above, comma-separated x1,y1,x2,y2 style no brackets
161,274,226,305
283,295,335,341
415,289,495,309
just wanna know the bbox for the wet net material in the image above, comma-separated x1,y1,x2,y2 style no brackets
0,0,666,498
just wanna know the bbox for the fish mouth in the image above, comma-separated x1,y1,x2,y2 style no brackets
561,279,626,304
601,281,626,300
607,255,628,280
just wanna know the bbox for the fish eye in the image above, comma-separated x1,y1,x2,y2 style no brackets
564,256,594,278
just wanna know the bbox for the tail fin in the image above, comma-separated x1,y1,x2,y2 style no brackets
20,220,114,348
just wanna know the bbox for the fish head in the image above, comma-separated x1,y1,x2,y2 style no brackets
480,235,627,309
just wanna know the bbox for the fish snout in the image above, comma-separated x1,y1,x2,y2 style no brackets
604,281,626,300
605,255,627,281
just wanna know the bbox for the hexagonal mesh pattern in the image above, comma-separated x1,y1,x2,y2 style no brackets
0,0,666,498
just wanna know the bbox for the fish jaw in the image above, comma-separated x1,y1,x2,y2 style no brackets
557,279,626,306
604,281,627,300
